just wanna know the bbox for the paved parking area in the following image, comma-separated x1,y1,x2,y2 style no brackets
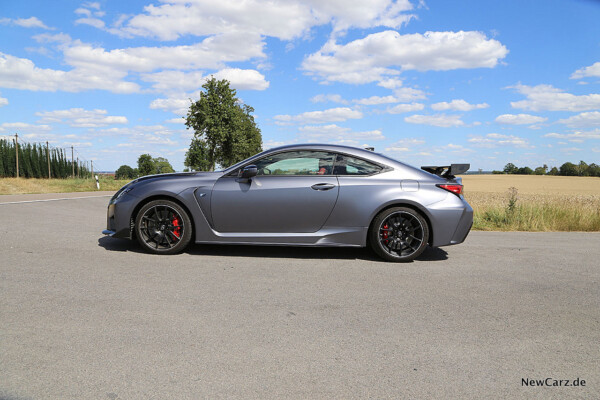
1,195,598,399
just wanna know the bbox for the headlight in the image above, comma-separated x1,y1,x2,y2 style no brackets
110,183,135,204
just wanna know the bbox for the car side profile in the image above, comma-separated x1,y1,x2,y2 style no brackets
103,144,473,262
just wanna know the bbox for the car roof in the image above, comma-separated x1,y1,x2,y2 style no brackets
222,143,413,174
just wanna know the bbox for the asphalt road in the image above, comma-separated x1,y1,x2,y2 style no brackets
1,194,598,399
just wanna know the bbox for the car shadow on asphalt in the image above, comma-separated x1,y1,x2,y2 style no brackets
97,236,448,262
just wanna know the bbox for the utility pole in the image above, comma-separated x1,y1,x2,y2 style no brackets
71,146,74,178
46,141,51,179
15,133,19,178
91,160,94,178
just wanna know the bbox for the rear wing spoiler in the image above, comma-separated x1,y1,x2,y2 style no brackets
421,164,470,178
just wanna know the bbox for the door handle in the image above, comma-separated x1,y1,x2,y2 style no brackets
311,183,336,191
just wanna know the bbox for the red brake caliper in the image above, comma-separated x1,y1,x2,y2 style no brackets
172,216,182,240
382,224,389,244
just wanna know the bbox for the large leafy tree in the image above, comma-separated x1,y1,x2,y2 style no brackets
185,77,262,171
138,154,155,176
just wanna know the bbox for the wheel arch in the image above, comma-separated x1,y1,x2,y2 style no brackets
130,195,196,241
367,202,433,246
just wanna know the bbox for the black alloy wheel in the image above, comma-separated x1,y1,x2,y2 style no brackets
370,207,429,262
135,200,192,254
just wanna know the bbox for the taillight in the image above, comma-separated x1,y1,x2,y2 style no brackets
437,183,463,196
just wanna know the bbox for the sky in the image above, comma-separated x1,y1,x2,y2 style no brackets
1,0,599,172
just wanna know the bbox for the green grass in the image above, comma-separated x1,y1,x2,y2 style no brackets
0,176,130,195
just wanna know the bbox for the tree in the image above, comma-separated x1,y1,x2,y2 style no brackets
184,138,212,171
115,165,136,180
185,77,262,171
534,166,546,175
588,163,600,177
559,162,577,176
154,157,175,174
138,154,155,176
136,154,175,176
578,160,589,176
517,166,533,175
548,167,559,176
503,163,518,174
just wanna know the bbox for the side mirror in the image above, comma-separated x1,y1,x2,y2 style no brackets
237,165,257,181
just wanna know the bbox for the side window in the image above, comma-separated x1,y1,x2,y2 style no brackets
252,151,336,176
333,154,383,175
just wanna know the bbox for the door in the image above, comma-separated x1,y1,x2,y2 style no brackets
211,151,339,233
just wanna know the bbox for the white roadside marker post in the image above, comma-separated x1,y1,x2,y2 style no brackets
95,175,100,190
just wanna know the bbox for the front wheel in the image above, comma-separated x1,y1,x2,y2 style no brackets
135,200,192,254
369,207,429,262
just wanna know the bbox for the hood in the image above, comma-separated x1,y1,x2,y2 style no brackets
133,171,220,184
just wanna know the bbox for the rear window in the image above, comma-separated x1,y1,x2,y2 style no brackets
334,154,383,175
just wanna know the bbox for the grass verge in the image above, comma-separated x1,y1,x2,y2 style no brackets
0,177,129,195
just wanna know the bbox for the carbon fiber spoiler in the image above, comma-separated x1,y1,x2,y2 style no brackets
421,164,470,178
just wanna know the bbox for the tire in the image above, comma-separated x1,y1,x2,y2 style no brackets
135,199,192,254
369,207,429,262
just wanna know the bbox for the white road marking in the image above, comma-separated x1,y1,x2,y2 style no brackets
0,195,112,205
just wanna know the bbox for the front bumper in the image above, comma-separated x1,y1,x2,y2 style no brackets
104,195,138,239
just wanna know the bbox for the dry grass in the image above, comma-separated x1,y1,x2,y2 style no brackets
462,175,600,231
0,177,129,195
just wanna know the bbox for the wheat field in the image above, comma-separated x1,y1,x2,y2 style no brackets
462,175,600,231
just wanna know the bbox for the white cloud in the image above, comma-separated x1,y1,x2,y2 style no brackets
75,17,106,29
495,113,547,125
32,33,72,44
557,111,600,128
0,93,7,107
384,137,425,153
274,107,363,125
386,103,424,114
571,62,600,79
150,96,191,116
392,87,428,102
0,52,140,93
468,133,531,148
509,84,600,112
559,147,582,153
141,71,206,94
303,30,508,84
353,95,399,105
110,0,416,41
212,68,269,90
543,130,600,142
0,17,52,29
310,94,349,104
299,124,385,144
404,114,464,127
95,125,181,148
63,35,265,73
36,108,128,128
0,122,52,134
141,68,268,95
431,99,489,111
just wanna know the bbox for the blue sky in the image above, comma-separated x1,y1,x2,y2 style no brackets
1,0,599,172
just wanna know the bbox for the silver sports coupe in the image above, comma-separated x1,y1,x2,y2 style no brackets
103,144,473,262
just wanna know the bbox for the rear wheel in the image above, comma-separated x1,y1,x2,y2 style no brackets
369,207,429,262
135,200,192,254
